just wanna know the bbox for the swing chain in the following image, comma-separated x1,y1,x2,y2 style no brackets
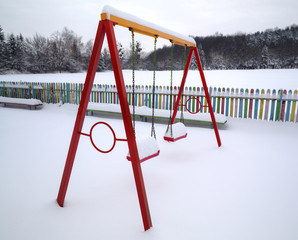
166,41,174,137
151,36,158,139
180,45,187,123
131,29,136,134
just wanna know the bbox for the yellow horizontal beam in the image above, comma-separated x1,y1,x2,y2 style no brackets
101,13,196,47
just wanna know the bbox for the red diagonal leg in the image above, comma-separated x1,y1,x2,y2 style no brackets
57,20,106,207
104,20,152,231
194,47,222,147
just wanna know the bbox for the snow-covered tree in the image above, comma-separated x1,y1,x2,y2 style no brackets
261,45,269,68
0,26,7,71
7,34,17,70
25,34,51,73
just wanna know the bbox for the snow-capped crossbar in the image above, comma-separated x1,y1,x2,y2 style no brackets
101,5,196,47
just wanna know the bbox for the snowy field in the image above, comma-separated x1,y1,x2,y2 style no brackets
0,69,298,240
1,68,298,90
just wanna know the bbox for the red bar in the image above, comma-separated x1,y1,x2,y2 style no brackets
193,47,222,147
57,21,106,207
171,48,194,124
104,20,152,231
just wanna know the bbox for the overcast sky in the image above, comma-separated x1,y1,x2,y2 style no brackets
1,0,298,52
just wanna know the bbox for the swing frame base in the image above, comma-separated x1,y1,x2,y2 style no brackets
163,133,188,142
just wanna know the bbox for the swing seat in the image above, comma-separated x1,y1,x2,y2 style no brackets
127,137,160,163
164,122,187,142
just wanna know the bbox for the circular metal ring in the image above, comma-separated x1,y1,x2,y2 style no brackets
185,97,202,114
89,122,117,153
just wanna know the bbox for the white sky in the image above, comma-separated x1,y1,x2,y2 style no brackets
1,0,298,52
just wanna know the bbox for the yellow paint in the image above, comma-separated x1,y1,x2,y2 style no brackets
230,88,234,117
101,13,195,47
259,89,265,120
290,90,297,122
70,83,74,104
204,97,207,113
159,94,162,109
138,90,141,106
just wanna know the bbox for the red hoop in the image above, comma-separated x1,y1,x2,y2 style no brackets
80,122,127,153
184,97,202,114
90,122,117,153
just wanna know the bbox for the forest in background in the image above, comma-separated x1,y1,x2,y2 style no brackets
0,24,297,74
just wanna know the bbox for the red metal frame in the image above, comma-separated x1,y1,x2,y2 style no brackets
57,19,221,232
80,121,127,153
57,20,152,231
184,97,202,114
171,47,222,147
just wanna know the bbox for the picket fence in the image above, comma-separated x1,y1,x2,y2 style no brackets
1,81,298,123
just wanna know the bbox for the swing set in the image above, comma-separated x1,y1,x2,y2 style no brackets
57,5,222,231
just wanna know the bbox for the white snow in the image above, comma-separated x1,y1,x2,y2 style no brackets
0,96,43,106
164,122,187,139
1,103,297,240
127,137,160,162
101,5,196,46
1,69,297,90
1,70,298,240
87,103,228,124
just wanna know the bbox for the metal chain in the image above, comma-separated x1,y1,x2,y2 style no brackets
151,36,157,139
166,41,174,136
180,45,187,123
131,30,136,134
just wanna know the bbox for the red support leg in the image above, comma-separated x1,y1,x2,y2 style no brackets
171,48,194,124
57,21,106,207
193,47,222,147
104,20,152,231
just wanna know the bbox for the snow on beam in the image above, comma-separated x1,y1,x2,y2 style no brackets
101,5,196,47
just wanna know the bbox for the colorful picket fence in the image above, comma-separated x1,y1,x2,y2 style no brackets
1,81,298,123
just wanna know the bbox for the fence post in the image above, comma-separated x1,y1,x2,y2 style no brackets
259,89,265,120
230,88,234,117
244,89,249,118
217,88,221,114
280,90,287,122
270,89,277,121
226,88,230,117
254,89,259,119
212,87,217,112
248,89,254,119
221,87,225,115
275,89,283,121
234,88,239,118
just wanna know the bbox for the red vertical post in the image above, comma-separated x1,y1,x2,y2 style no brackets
57,21,106,207
193,47,222,147
171,47,194,124
104,20,152,231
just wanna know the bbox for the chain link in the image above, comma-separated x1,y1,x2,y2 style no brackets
131,30,135,134
151,36,157,139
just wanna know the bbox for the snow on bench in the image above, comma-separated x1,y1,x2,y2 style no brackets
0,96,43,110
87,103,227,126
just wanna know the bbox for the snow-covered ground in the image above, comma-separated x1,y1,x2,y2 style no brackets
1,69,298,239
1,102,298,240
1,69,298,90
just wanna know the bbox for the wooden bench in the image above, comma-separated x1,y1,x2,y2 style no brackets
0,96,43,110
86,103,227,127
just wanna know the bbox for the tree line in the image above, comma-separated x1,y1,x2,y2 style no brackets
0,24,297,74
